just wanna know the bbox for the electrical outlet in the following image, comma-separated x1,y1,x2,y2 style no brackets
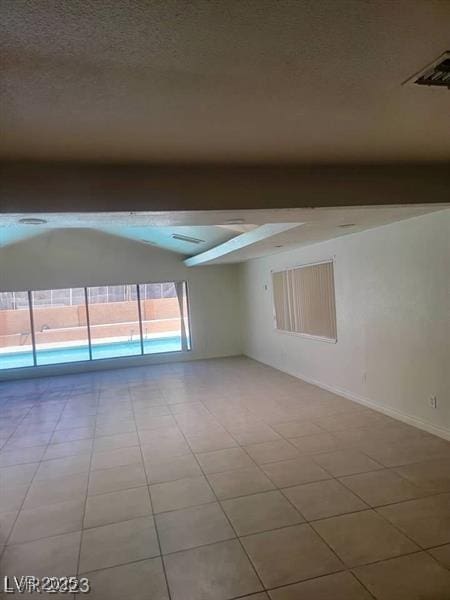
428,395,437,409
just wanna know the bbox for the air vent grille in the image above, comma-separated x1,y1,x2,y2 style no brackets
406,52,450,89
172,234,205,244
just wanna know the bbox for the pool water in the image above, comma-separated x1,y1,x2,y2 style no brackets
0,335,183,370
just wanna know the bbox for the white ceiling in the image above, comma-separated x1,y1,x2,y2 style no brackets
1,1,449,162
1,205,447,263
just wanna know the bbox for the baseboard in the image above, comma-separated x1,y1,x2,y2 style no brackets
246,354,450,441
0,351,242,382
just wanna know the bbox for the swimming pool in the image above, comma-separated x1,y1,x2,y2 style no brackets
0,335,183,370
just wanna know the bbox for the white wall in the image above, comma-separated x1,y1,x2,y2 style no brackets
0,229,242,374
239,210,450,438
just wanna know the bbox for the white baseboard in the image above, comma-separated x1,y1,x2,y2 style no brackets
247,354,450,441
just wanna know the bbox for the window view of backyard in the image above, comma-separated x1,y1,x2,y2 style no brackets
0,281,190,370
0,292,34,369
32,287,90,366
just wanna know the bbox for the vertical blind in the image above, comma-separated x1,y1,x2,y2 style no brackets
272,261,337,340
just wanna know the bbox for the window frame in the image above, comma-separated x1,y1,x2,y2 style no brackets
0,280,192,371
271,258,338,344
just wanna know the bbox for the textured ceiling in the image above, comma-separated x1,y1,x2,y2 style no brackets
1,0,450,163
1,205,446,261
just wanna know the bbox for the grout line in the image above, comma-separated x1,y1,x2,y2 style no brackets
75,387,100,577
129,381,174,600
164,399,267,595
0,384,78,561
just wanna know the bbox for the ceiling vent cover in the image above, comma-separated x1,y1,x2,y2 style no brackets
405,52,450,89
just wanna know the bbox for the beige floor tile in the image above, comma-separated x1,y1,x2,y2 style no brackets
140,437,192,462
164,539,262,600
23,472,88,509
227,423,281,445
0,531,81,577
271,420,324,439
241,523,343,588
340,469,425,506
79,516,159,573
95,420,136,437
261,456,330,488
0,510,18,544
91,446,142,470
313,449,383,477
222,490,303,535
314,409,388,432
269,571,373,599
56,415,96,430
51,426,94,444
186,430,238,453
313,509,418,567
429,544,450,569
145,454,202,484
156,502,235,553
0,463,39,486
82,557,169,600
290,432,345,454
9,499,84,544
43,439,93,460
35,455,91,481
0,445,46,467
353,551,450,599
395,459,450,493
361,436,450,468
196,447,254,474
150,475,215,513
245,440,300,465
84,486,152,528
134,405,171,418
284,479,368,521
88,463,147,495
136,414,177,430
378,493,450,547
5,431,53,449
207,466,275,500
93,432,139,452
0,483,29,513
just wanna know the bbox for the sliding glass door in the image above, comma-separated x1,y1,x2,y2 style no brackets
87,285,142,360
139,282,191,354
0,292,34,369
31,288,90,365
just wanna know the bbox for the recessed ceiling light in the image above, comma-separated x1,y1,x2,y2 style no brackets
18,217,47,225
339,223,356,228
224,218,245,225
172,234,205,244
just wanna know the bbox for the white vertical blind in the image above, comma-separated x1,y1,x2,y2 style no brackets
272,261,337,340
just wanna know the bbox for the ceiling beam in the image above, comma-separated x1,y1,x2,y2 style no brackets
184,224,300,266
1,161,449,213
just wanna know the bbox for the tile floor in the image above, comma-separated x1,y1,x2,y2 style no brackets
0,356,450,599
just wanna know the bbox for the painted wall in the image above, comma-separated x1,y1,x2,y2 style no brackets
239,210,450,438
0,229,242,368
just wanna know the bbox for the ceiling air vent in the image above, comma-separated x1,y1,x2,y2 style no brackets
404,52,450,89
171,234,205,244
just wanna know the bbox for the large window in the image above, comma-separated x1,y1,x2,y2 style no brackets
272,261,337,341
0,281,191,371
